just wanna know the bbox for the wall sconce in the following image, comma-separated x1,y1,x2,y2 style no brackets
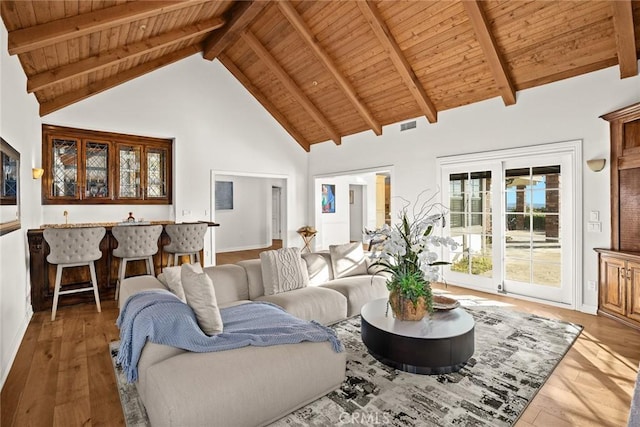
32,168,44,179
586,159,606,172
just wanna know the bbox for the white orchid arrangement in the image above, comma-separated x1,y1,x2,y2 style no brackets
369,191,459,309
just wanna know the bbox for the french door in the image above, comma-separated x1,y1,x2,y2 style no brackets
439,143,579,306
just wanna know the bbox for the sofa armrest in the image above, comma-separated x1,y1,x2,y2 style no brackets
118,275,167,311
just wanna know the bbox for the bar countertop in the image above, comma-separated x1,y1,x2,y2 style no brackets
34,220,219,230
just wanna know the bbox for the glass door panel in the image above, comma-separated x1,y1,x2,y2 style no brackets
119,145,141,198
146,148,167,198
448,171,493,278
85,141,109,199
51,138,78,198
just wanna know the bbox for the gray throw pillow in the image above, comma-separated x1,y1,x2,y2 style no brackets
159,265,190,302
329,242,368,278
260,247,309,296
181,263,223,336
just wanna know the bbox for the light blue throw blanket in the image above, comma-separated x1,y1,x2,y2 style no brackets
116,289,343,382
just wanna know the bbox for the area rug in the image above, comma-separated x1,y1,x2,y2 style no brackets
110,303,582,427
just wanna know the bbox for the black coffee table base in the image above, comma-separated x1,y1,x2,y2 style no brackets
360,299,476,375
361,314,475,375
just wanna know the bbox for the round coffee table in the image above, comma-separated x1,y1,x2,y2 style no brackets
361,298,475,375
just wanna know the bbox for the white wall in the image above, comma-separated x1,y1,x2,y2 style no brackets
43,54,309,264
0,24,41,388
308,63,640,313
215,175,283,252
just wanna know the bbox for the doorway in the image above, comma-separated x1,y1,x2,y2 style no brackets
272,186,282,240
438,141,581,307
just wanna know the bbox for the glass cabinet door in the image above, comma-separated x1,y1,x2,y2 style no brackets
146,147,168,199
118,145,141,198
51,137,79,198
85,141,110,199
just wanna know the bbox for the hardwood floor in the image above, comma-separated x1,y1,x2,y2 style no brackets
215,239,282,265
2,259,638,426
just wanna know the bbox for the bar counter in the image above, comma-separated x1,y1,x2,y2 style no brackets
27,221,219,312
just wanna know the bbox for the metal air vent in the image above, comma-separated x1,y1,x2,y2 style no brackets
400,121,417,131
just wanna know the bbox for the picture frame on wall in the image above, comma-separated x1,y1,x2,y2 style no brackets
321,184,335,213
215,181,233,210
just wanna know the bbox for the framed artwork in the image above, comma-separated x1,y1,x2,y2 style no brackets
321,184,335,213
0,137,21,236
215,181,233,210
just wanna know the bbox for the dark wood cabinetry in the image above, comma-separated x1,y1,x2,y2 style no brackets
597,102,640,330
42,124,172,205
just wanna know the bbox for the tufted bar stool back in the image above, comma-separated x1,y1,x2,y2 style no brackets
164,223,208,268
112,224,163,300
43,226,106,321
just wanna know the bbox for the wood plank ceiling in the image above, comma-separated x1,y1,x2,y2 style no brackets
2,1,639,152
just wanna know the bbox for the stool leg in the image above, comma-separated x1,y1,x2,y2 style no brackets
116,259,126,301
89,261,101,313
146,257,154,276
51,264,63,321
189,253,194,264
195,252,200,265
166,254,172,269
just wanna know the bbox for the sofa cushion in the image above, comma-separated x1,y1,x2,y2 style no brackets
301,252,334,285
181,264,223,336
203,264,250,305
321,275,389,317
329,242,368,278
255,287,347,325
142,341,345,427
260,247,309,296
158,264,201,302
237,259,266,299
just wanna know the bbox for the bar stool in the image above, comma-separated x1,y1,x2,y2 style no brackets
43,227,106,321
112,224,163,300
164,223,208,268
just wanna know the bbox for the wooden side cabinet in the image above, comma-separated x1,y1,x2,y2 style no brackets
596,249,640,330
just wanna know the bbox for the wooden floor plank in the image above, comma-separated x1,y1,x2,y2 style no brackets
1,249,638,427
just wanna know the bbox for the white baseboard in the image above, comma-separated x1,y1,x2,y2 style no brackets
579,304,598,315
1,306,33,389
216,243,272,253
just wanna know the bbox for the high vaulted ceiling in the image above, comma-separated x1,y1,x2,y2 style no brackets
2,1,639,151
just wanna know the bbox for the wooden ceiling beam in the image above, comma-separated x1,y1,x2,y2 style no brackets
8,1,207,55
610,0,638,78
357,0,437,124
28,17,225,94
202,1,267,61
277,1,382,136
241,30,341,146
39,45,200,116
218,53,311,152
463,0,517,106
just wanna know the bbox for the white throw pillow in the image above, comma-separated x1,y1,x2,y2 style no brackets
330,242,368,278
181,263,223,336
160,265,191,302
260,247,309,296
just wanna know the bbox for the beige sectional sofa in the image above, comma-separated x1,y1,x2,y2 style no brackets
117,248,388,427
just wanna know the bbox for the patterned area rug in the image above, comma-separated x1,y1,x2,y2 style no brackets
110,298,582,427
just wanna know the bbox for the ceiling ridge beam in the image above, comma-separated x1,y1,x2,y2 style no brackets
462,0,517,106
39,45,200,117
28,17,225,94
277,1,382,136
218,53,311,152
610,0,638,79
357,0,437,124
8,0,208,56
241,30,342,146
202,1,267,61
